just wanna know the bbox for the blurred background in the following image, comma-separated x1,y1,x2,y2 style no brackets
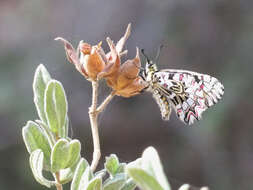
1,0,253,189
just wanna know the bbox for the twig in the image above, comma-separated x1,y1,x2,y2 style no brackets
89,81,100,172
89,81,115,172
97,91,115,113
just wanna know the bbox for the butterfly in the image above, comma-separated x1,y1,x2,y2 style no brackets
140,47,224,125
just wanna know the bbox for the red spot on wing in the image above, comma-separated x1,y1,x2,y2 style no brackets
179,74,184,81
177,108,182,113
177,108,183,117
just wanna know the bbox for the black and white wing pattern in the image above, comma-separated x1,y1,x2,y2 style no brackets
151,89,172,120
152,69,224,125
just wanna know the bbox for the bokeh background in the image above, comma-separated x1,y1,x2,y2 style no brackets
1,0,253,189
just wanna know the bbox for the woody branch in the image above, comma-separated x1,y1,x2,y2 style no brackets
89,80,115,172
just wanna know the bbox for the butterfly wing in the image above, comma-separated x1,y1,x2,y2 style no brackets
151,89,172,120
153,69,224,125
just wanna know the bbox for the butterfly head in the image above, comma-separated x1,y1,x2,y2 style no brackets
141,46,163,81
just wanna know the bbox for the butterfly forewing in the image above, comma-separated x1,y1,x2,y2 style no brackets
153,69,224,125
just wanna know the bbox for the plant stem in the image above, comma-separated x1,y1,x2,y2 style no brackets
89,81,115,172
97,91,115,113
89,81,100,172
55,172,63,190
53,132,63,190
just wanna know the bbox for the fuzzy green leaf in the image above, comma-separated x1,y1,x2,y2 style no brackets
29,149,54,188
103,173,126,190
33,64,51,124
71,158,90,190
45,80,68,137
59,157,81,184
126,168,164,190
51,139,81,172
127,158,142,168
77,166,91,190
35,120,55,146
94,169,107,179
59,168,75,185
86,177,102,190
120,179,136,190
178,184,190,190
141,147,171,190
22,121,51,170
105,154,120,177
64,116,69,137
116,163,126,173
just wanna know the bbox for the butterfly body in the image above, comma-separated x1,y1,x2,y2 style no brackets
141,50,224,125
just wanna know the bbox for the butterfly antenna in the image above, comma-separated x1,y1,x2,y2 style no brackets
141,49,150,63
155,44,164,62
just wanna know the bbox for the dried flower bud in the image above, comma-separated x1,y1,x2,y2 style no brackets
97,37,120,79
79,41,106,80
56,38,106,80
115,76,147,97
103,46,147,97
55,37,88,77
115,23,131,54
80,42,91,54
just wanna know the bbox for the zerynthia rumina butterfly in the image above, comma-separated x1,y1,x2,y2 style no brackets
140,46,224,125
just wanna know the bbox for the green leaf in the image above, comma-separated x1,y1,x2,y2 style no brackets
22,121,51,170
127,158,142,168
86,177,102,190
126,147,171,190
59,168,74,185
94,169,107,179
33,64,51,124
116,163,126,173
120,179,136,190
126,168,164,190
105,154,120,177
141,147,171,190
178,184,190,190
64,116,69,137
35,120,55,146
45,80,68,137
77,166,91,190
71,158,90,190
103,173,126,190
29,149,54,188
59,157,81,184
51,139,81,172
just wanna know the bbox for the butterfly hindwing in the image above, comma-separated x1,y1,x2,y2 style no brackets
152,89,172,120
153,70,224,124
